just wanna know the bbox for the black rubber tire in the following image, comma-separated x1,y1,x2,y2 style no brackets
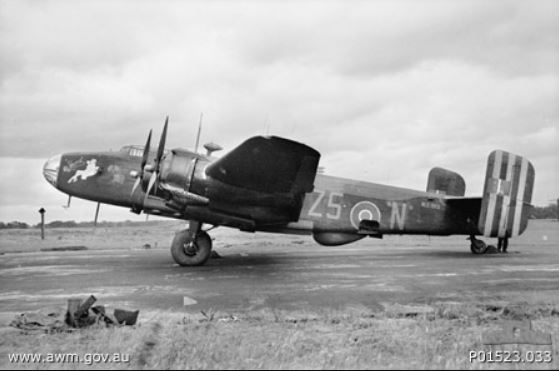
171,230,212,266
470,239,488,254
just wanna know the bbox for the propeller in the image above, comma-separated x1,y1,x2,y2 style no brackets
130,114,211,214
131,129,152,196
144,116,169,206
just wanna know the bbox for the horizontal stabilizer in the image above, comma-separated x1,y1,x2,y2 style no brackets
205,136,320,194
427,167,466,196
478,150,535,238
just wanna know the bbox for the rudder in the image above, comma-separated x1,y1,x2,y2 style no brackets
478,150,535,238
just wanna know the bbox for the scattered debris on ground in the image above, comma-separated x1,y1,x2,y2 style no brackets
217,315,239,323
9,309,66,333
179,311,241,324
9,295,139,333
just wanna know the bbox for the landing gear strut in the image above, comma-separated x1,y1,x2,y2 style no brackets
171,221,213,266
469,235,488,254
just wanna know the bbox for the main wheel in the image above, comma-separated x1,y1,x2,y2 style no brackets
470,238,488,254
171,230,212,266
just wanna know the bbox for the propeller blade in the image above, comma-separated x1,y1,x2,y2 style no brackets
195,112,203,153
141,129,152,171
155,116,168,172
143,172,157,206
130,129,152,199
131,177,141,196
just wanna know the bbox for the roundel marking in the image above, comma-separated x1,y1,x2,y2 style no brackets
350,201,381,230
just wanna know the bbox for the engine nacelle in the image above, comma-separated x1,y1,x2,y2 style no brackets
312,232,365,246
154,149,214,209
160,150,198,191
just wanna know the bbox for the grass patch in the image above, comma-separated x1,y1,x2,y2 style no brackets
2,303,558,370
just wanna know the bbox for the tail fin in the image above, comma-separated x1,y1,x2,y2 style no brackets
426,167,466,196
478,150,535,238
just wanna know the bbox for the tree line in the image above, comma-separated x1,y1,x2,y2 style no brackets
1,203,557,229
0,220,177,229
529,203,558,220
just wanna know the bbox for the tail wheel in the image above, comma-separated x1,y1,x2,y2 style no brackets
171,230,212,266
470,237,488,254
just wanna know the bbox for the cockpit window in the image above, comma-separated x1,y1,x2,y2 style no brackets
119,145,170,157
120,145,144,157
129,148,143,157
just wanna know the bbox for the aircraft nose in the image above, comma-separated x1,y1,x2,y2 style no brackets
43,154,62,187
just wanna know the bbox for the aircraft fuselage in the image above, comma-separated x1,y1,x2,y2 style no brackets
43,130,535,266
44,148,480,243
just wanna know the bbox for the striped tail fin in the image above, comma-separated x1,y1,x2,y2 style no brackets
478,150,535,238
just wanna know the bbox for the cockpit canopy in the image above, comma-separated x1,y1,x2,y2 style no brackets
120,145,171,158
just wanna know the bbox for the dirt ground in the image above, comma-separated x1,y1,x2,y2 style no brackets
1,219,558,369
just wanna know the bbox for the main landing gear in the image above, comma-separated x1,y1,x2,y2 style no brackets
171,221,213,266
469,235,509,255
469,235,488,254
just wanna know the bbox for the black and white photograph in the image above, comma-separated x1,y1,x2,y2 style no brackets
1,0,558,369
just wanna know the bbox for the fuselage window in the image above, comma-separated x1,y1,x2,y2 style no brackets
129,148,143,157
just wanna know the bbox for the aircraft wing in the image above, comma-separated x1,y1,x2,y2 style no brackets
205,136,320,195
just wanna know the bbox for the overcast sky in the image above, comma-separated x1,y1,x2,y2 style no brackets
1,0,558,224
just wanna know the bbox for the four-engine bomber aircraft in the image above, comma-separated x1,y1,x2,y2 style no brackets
43,117,535,266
